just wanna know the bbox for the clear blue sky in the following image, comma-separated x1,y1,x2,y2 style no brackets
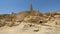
0,0,60,14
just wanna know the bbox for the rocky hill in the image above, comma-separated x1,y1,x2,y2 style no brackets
0,4,60,34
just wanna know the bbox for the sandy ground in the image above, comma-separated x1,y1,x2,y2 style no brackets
0,22,60,34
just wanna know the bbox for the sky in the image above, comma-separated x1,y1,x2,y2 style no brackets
0,0,60,14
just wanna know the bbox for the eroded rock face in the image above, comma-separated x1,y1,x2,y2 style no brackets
22,22,40,32
1,11,60,27
15,11,30,22
24,16,41,23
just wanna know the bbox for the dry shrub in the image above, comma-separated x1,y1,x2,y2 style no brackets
34,29,39,32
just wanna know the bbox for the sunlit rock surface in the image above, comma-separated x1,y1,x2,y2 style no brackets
0,21,60,34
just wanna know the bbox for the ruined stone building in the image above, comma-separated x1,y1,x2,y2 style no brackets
30,4,40,16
